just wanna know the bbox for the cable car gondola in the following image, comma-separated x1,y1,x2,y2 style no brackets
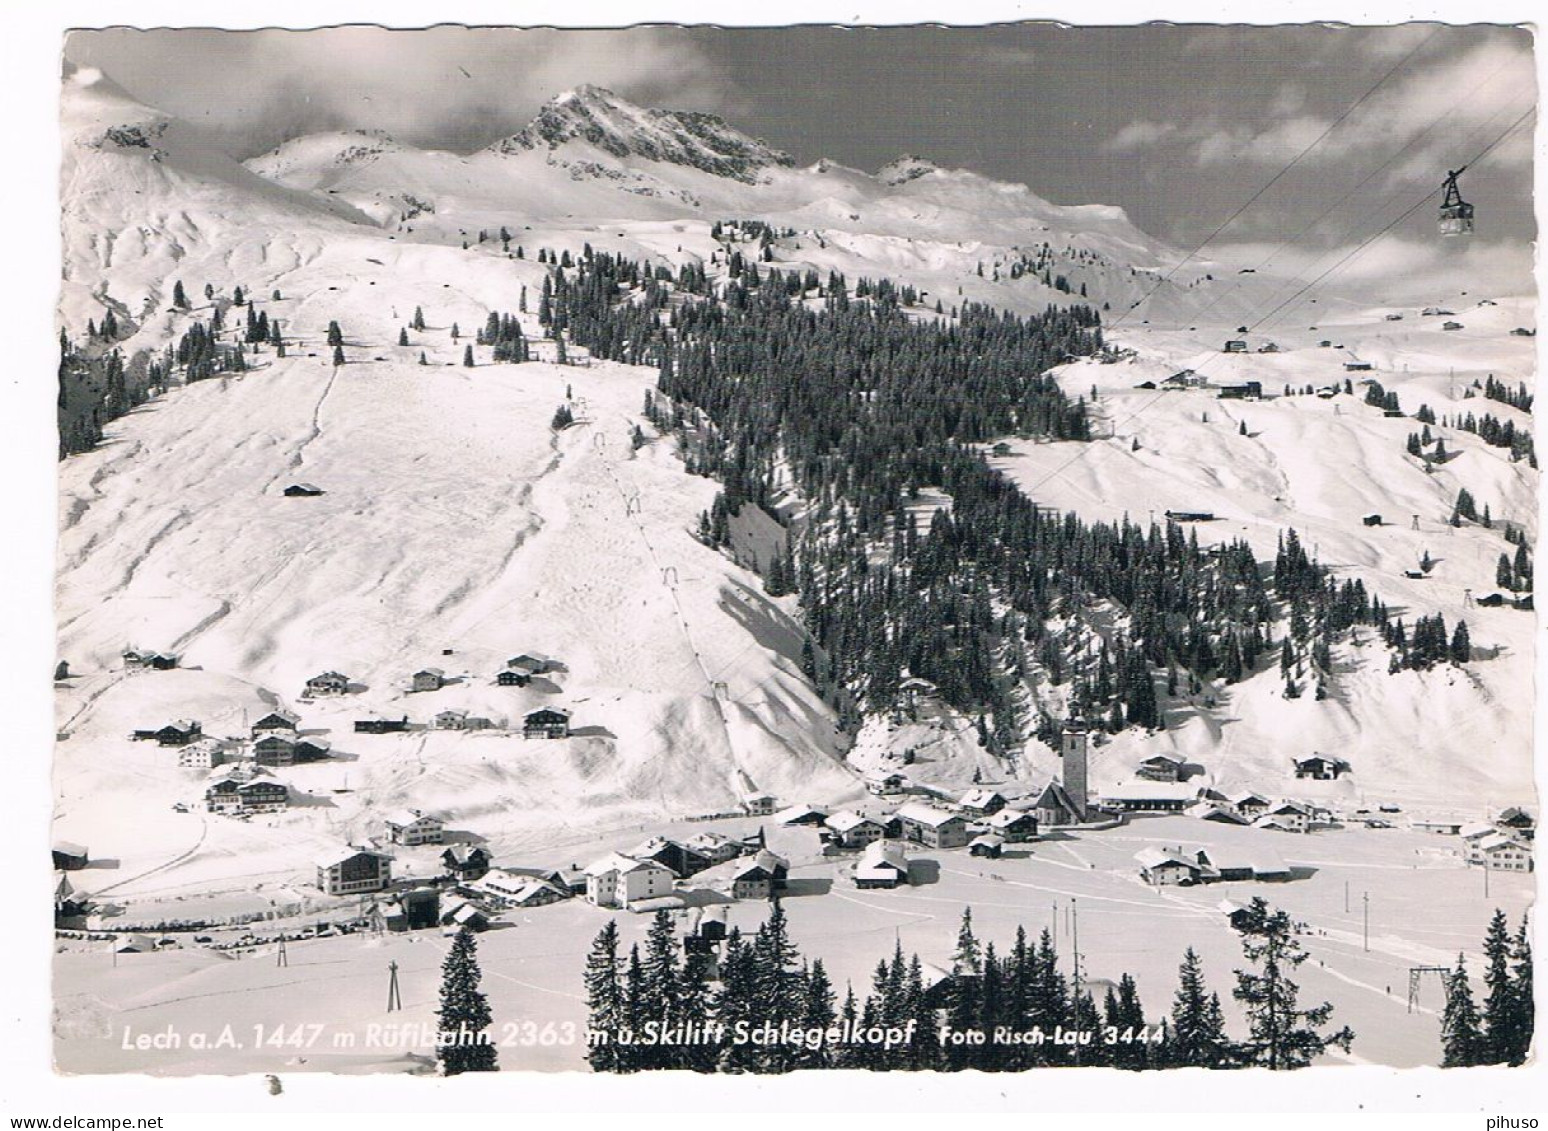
1439,168,1474,237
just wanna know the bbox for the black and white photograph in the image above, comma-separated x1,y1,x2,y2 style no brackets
6,1,1544,1114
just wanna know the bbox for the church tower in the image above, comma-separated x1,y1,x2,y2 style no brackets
1060,719,1089,821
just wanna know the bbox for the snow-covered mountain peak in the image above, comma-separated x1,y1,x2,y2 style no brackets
489,84,796,184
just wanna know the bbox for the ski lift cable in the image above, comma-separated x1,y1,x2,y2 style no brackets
1250,103,1536,335
1105,25,1442,332
1234,94,1533,329
1181,58,1519,328
1017,102,1533,504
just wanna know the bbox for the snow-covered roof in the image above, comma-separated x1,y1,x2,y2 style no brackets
1460,822,1498,840
315,846,389,868
896,803,965,828
858,841,908,870
254,710,300,726
969,833,1006,849
1476,834,1528,853
959,788,1006,809
415,667,445,679
987,809,1036,829
583,852,671,877
1139,753,1185,767
775,803,828,824
1101,782,1201,802
1134,847,1199,871
1186,801,1250,825
385,808,441,828
826,810,881,834
53,840,89,857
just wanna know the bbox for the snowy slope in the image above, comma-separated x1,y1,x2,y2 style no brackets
55,351,855,898
56,67,1536,905
993,295,1537,808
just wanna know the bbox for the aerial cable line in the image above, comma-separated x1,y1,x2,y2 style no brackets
1183,59,1516,328
1106,25,1441,331
1018,99,1532,502
1250,103,1535,335
1236,94,1532,329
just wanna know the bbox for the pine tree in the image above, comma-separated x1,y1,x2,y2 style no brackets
436,927,498,1075
1508,914,1534,1066
327,320,343,347
1231,897,1353,1068
332,344,345,366
412,306,426,331
1168,947,1228,1067
1480,909,1532,1065
172,280,189,309
1449,620,1471,665
583,920,627,1072
1441,953,1485,1067
419,351,428,366
463,344,475,368
398,327,410,347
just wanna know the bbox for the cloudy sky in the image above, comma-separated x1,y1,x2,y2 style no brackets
65,24,1536,256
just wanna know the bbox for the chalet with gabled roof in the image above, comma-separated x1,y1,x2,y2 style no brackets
441,844,491,881
522,708,570,739
969,833,1005,858
776,803,830,827
1136,753,1186,783
412,668,446,692
896,803,970,849
854,840,909,889
825,811,886,849
1468,834,1533,872
958,788,1008,818
251,710,300,737
1135,847,1205,886
293,736,332,762
253,733,297,766
354,716,408,734
177,738,225,770
315,846,392,895
141,720,201,747
123,649,179,671
626,836,714,879
1293,755,1350,780
583,853,674,910
986,808,1038,842
864,770,908,796
507,653,555,676
741,792,777,816
305,671,350,697
385,809,445,846
1257,800,1313,833
496,668,530,687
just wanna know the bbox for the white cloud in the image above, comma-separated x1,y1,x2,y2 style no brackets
1211,235,1535,305
1095,36,1535,183
64,27,740,156
1103,120,1179,152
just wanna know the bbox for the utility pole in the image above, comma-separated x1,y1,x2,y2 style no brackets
1363,891,1370,953
1344,880,1349,914
387,960,402,1012
1071,898,1081,1068
276,937,288,968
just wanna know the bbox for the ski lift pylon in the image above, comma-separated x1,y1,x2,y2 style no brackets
1439,168,1474,237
